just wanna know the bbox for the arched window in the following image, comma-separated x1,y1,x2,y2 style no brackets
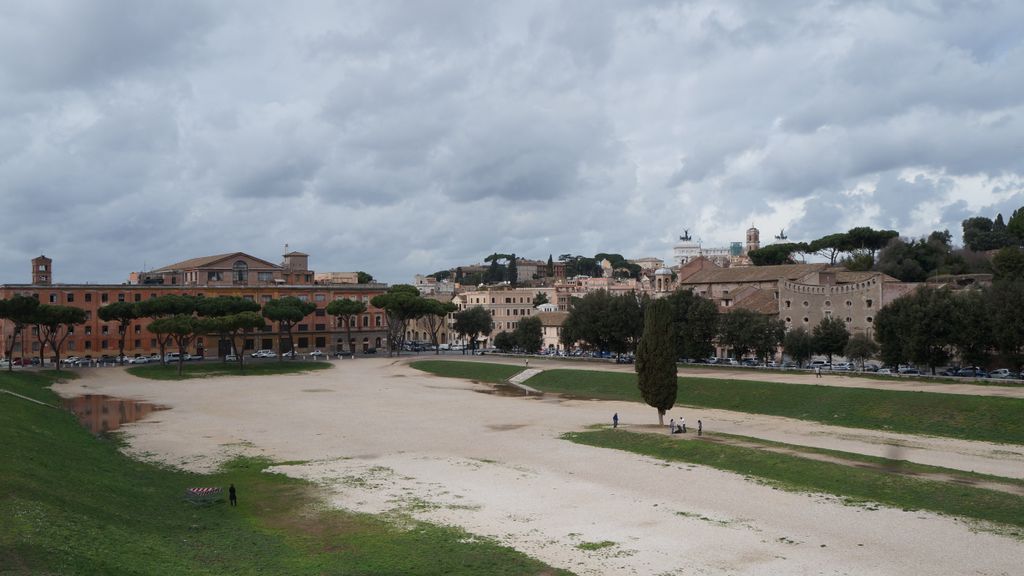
232,261,248,284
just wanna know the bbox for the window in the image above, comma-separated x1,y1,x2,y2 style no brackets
85,293,92,302
244,339,254,350
362,316,369,327
85,341,92,350
315,337,326,348
845,300,853,307
66,293,74,303
866,299,874,308
845,317,852,323
297,295,308,302
315,324,326,331
67,341,75,351
134,339,141,348
85,327,93,336
101,340,108,349
298,337,309,348
784,300,791,309
101,326,109,335
866,316,873,323
298,324,309,332
824,300,831,307
315,294,326,302
101,293,109,303
208,271,224,282
375,315,382,327
134,325,141,334
49,293,57,303
785,317,792,323
117,293,125,302
803,317,809,323
233,261,248,283
243,295,255,301
315,308,325,316
134,293,141,302
258,272,273,282
261,295,272,302
150,339,157,347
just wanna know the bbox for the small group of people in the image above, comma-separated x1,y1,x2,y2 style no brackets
610,413,703,436
669,416,703,436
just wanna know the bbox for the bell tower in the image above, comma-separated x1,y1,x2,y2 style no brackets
745,226,760,254
32,255,52,285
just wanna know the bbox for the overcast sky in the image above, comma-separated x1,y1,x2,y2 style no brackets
2,1,1023,285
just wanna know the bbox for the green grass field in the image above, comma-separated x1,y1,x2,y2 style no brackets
564,428,1024,533
413,362,1024,445
126,360,333,380
410,360,525,384
0,371,570,575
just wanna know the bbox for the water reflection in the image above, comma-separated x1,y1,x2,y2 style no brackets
62,395,167,435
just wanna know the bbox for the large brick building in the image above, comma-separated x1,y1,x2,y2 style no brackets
0,252,389,361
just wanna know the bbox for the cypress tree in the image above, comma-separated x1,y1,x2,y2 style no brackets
635,298,677,424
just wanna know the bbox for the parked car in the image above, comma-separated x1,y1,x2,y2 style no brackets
364,348,377,354
808,360,829,369
615,355,634,364
224,354,239,362
281,350,298,358
862,363,880,372
956,367,987,378
62,356,82,365
127,356,150,364
164,352,181,362
990,368,1012,378
309,350,325,358
250,349,276,358
877,368,893,375
940,367,961,377
898,366,921,375
740,358,759,367
832,362,855,371
781,361,798,369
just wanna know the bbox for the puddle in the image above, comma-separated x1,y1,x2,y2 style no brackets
301,388,334,393
473,384,541,398
62,394,168,435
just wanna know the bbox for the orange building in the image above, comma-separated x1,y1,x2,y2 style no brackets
1,252,389,362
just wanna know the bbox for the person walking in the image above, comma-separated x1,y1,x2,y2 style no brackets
681,417,687,433
698,419,702,436
612,413,619,428
669,418,676,434
815,366,822,378
229,483,237,507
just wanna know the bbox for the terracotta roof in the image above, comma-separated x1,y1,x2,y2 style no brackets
722,287,778,315
536,311,568,326
681,263,830,285
152,252,282,273
834,271,898,283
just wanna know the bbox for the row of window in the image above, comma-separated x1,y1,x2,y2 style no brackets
783,298,873,309
784,315,874,325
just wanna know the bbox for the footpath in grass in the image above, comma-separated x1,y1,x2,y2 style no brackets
413,362,1024,445
564,428,1024,534
126,360,332,380
0,371,571,576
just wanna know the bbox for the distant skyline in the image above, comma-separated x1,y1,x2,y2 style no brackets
2,1,1023,285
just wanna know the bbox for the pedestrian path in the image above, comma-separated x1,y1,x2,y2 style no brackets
507,368,543,393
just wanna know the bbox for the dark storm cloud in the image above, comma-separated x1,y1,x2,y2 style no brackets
1,0,1023,285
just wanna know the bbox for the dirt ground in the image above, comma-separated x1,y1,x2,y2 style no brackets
54,358,1024,576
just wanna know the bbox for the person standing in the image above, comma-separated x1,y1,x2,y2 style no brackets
229,483,237,507
698,419,703,436
815,366,822,378
612,413,619,428
681,417,687,433
669,418,676,433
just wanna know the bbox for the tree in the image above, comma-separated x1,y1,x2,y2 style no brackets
326,298,368,356
357,271,375,284
138,295,198,363
876,235,950,282
990,281,1024,371
874,295,911,368
992,247,1024,281
951,290,991,368
783,327,815,367
1007,207,1024,244
546,254,554,277
635,298,677,425
97,302,141,365
420,299,457,354
532,292,549,307
452,306,494,354
873,287,957,374
0,295,40,371
963,216,1013,251
196,296,262,361
844,227,899,258
148,315,202,375
513,316,543,353
494,331,515,352
33,305,87,370
808,233,851,265
753,317,786,364
748,242,808,266
717,309,764,360
561,291,645,355
202,312,266,370
664,290,718,360
843,333,879,370
812,317,849,364
262,297,317,360
370,285,429,356
508,254,518,285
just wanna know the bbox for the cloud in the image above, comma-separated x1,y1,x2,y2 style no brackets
1,0,1024,285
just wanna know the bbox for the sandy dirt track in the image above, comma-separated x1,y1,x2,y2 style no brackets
53,359,1023,576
